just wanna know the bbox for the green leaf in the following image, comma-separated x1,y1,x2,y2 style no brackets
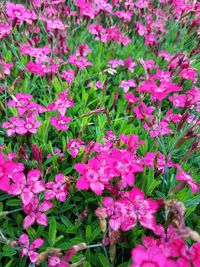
98,253,110,267
86,225,91,241
48,217,57,246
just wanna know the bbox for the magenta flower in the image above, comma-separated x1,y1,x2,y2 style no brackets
23,197,53,229
76,0,96,19
45,173,68,202
48,90,74,116
18,234,44,264
108,59,124,69
0,23,12,40
137,81,182,101
46,19,67,31
180,68,197,82
0,152,24,192
67,55,93,69
131,245,177,267
125,93,140,104
0,60,13,80
2,115,41,136
8,93,46,116
8,169,45,205
119,79,136,93
75,158,106,195
66,138,85,158
125,57,137,73
61,69,75,86
96,188,159,232
114,10,132,22
26,62,46,76
6,2,37,24
134,102,155,120
75,43,92,57
50,115,72,131
176,171,199,193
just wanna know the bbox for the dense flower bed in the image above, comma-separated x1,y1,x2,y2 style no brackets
0,0,199,266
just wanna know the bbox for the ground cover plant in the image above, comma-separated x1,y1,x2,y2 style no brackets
0,0,200,266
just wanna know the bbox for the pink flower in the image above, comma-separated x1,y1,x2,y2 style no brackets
125,93,140,104
119,79,136,93
169,94,187,108
131,245,177,267
48,90,74,116
75,43,92,57
137,81,182,101
114,10,132,22
20,44,51,63
144,121,173,138
176,171,199,193
6,2,37,24
61,69,75,86
8,169,45,205
96,188,159,232
0,23,12,40
7,93,46,115
0,60,13,80
75,159,105,195
18,234,44,263
0,152,24,192
125,57,137,73
108,59,124,68
26,62,46,76
2,115,41,136
67,55,93,69
46,19,67,31
66,138,85,158
180,68,197,82
23,197,53,229
50,115,72,131
134,102,155,120
45,173,68,202
76,0,96,19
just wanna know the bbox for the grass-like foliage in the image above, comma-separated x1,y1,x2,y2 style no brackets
0,0,200,266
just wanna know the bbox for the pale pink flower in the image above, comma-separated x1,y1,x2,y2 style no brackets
108,59,124,68
119,79,136,93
